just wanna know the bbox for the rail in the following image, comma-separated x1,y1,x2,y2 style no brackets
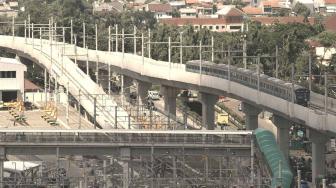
0,130,253,146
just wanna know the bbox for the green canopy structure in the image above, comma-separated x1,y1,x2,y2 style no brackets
254,128,293,188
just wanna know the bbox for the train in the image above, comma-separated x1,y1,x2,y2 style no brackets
186,60,310,107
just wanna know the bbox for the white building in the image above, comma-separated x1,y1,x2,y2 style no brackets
180,8,197,18
0,57,27,102
144,3,173,19
316,46,336,66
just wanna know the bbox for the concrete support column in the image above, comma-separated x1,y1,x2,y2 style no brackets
309,129,328,186
161,85,179,116
272,115,291,161
242,102,261,130
122,75,133,96
0,147,5,188
122,162,129,188
199,92,218,130
137,80,152,105
121,148,131,188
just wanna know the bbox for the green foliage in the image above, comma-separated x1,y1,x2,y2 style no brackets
212,4,217,13
316,31,336,47
232,0,246,9
172,9,180,18
246,21,320,78
293,2,311,17
274,8,291,16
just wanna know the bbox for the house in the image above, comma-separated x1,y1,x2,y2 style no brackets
93,0,125,13
324,0,336,13
180,8,197,18
144,3,173,19
196,3,214,17
0,0,18,17
8,0,18,10
0,57,27,102
215,6,245,31
242,6,264,16
159,18,244,32
306,39,336,66
261,0,281,14
260,0,291,14
185,0,199,6
314,0,336,13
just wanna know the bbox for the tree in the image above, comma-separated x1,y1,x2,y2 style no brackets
293,2,311,17
172,9,180,18
317,31,336,47
212,4,217,14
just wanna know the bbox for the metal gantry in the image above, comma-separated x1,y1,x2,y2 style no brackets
0,130,273,187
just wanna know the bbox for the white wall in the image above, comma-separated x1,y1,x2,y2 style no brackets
25,92,68,105
0,58,27,101
316,46,336,66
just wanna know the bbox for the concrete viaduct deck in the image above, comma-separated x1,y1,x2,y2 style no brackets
0,35,335,135
0,27,334,186
69,38,336,135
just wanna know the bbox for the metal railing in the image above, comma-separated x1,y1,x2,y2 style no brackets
0,131,252,146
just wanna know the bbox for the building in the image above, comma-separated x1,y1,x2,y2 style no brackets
314,0,336,13
180,8,197,18
185,0,199,6
242,6,264,16
169,1,186,10
196,4,214,17
323,0,336,13
260,0,291,14
323,15,336,33
306,39,336,66
159,17,244,32
0,57,27,102
0,0,18,17
215,6,245,30
144,3,173,19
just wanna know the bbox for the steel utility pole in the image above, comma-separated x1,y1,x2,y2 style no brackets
275,45,278,78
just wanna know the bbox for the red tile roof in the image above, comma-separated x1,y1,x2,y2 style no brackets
24,79,41,91
251,16,315,25
186,0,199,4
325,0,336,4
226,7,244,17
159,18,229,25
147,3,172,12
242,6,263,15
306,39,322,48
262,0,280,7
323,15,336,32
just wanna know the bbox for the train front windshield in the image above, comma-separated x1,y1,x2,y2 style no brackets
295,89,310,106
